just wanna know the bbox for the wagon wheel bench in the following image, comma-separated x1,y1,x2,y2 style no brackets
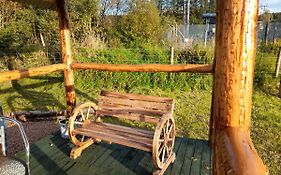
68,91,176,175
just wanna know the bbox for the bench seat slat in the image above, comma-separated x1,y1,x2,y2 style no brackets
96,111,160,124
85,122,153,143
99,96,172,112
101,90,173,103
97,105,166,116
86,122,154,137
73,122,153,152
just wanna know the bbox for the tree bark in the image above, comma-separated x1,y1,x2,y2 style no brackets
56,0,76,115
210,0,268,174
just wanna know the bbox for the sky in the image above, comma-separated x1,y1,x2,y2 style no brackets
260,0,281,12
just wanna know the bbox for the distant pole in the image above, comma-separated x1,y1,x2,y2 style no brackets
183,0,187,38
56,0,76,115
275,48,281,77
170,47,174,65
204,18,209,47
186,0,190,39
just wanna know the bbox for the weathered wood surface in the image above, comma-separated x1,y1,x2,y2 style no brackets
57,0,76,114
210,0,268,174
71,63,214,73
97,91,174,124
69,91,176,174
73,121,153,152
14,133,212,175
10,110,66,122
0,64,66,83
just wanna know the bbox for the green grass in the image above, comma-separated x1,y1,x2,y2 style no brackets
0,48,280,174
251,90,281,175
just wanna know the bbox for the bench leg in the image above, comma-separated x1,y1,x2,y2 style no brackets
70,139,94,159
153,153,176,175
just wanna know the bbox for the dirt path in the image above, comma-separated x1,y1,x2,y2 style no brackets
5,121,59,155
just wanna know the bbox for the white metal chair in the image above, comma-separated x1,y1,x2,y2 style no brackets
0,104,30,175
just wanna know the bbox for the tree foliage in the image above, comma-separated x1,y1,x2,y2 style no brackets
111,0,164,46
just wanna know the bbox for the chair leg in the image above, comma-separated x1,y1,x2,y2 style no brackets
153,153,176,175
70,139,94,159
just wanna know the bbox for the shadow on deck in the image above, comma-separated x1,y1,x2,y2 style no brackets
15,133,212,175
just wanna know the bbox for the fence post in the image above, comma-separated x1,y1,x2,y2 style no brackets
275,47,281,78
170,46,174,65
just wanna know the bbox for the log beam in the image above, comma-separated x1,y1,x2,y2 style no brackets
71,63,213,73
0,64,66,83
56,0,76,115
211,0,268,174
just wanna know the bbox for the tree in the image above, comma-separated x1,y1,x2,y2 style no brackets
112,0,164,46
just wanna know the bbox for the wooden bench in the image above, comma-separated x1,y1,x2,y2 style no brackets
68,91,176,175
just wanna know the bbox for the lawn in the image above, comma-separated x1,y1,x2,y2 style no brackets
0,71,280,174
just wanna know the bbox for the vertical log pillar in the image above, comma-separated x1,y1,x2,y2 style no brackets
56,0,76,115
210,0,268,174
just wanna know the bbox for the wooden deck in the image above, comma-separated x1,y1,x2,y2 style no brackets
14,133,212,175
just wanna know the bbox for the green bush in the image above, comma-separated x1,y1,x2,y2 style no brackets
258,41,281,54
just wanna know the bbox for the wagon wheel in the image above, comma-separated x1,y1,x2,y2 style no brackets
152,116,176,169
69,102,98,147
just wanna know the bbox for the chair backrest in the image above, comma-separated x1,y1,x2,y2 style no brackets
96,91,174,124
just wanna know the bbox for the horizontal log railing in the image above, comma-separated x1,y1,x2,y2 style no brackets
0,64,67,83
0,63,214,83
71,63,213,73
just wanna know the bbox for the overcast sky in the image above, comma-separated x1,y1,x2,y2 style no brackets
260,0,281,12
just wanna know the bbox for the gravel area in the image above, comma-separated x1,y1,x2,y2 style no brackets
5,121,59,156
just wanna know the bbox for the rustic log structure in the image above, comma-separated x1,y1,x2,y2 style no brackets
56,0,76,114
0,0,268,174
0,64,66,83
210,0,268,174
10,110,66,122
71,63,213,73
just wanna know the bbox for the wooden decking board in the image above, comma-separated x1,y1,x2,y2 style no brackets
32,140,72,174
66,143,110,175
179,139,196,175
165,137,184,175
189,140,204,175
170,138,189,175
121,150,146,175
90,145,132,174
16,134,68,172
133,152,154,175
37,142,75,174
13,133,212,175
200,141,212,175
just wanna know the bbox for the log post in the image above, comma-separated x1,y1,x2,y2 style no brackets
210,0,268,174
56,0,76,115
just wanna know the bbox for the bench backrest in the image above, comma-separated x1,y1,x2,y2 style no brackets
96,91,174,124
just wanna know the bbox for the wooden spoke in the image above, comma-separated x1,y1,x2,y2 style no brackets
74,121,84,125
69,102,98,147
161,147,166,163
80,110,86,121
86,107,90,119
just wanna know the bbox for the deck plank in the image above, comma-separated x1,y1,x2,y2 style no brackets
13,132,211,175
179,139,196,175
169,137,189,175
190,140,204,175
